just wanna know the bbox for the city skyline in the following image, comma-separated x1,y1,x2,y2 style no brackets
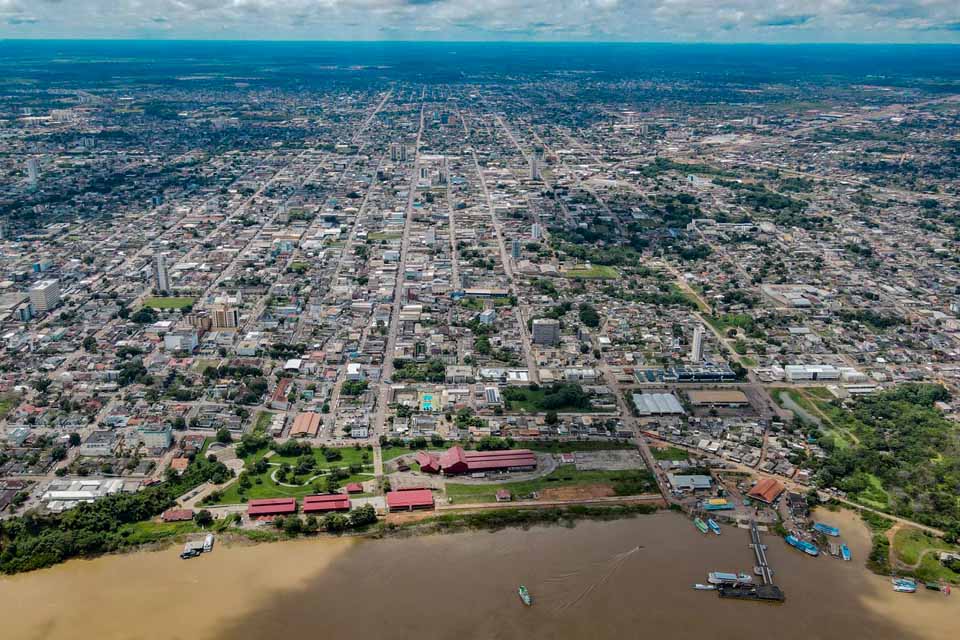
1,0,960,43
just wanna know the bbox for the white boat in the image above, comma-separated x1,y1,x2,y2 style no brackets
708,571,753,585
203,534,215,553
693,583,717,591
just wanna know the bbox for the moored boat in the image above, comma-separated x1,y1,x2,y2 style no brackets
892,578,917,593
708,571,753,585
518,585,532,606
203,534,214,553
707,519,721,535
785,534,820,557
813,523,840,537
694,518,709,534
840,544,851,561
693,583,716,590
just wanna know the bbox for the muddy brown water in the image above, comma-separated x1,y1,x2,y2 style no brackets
1,509,956,640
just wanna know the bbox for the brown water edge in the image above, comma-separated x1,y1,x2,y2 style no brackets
1,510,957,640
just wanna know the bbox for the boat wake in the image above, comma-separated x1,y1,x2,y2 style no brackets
555,546,640,612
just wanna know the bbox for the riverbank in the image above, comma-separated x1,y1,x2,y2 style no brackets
2,510,957,640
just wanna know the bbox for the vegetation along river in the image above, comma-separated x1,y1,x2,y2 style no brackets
1,510,956,640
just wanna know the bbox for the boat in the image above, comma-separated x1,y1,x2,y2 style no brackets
708,571,753,585
518,585,532,606
892,578,917,593
694,518,709,534
813,523,840,537
785,535,820,557
693,584,716,590
841,544,851,561
707,519,721,535
180,548,201,560
203,534,215,553
925,582,943,592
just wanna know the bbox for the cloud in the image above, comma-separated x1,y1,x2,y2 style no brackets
0,0,956,42
757,14,814,28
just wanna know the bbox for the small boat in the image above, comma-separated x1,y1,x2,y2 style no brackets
785,534,820,557
518,585,532,606
694,518,709,534
707,519,721,535
813,523,840,537
203,534,215,553
180,548,201,560
841,544,851,561
693,584,716,591
708,571,753,585
892,578,917,593
925,582,943,592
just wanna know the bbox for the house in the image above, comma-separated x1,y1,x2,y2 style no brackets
162,508,194,522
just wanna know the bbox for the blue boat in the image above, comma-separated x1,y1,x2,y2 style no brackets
707,519,721,535
813,523,840,537
786,534,820,557
704,503,735,511
841,544,851,561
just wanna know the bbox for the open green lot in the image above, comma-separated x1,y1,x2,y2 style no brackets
564,265,619,279
894,528,960,584
651,446,690,461
445,465,656,504
119,520,199,545
143,296,195,310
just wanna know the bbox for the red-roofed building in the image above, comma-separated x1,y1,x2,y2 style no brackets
748,478,785,505
247,497,297,518
161,508,194,522
302,494,351,513
345,483,364,494
386,489,434,511
419,446,537,476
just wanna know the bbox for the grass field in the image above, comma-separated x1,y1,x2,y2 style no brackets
854,473,891,511
445,465,656,504
564,265,619,280
253,411,274,432
369,231,402,241
894,528,960,584
143,296,195,310
0,393,18,419
119,520,199,545
651,446,690,461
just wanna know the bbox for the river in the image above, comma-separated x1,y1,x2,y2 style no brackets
1,509,956,640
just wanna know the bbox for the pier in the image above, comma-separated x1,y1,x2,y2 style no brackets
717,521,785,603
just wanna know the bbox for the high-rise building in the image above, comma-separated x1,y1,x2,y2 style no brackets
154,254,170,293
29,279,61,312
26,158,39,185
212,305,240,330
529,155,539,181
690,325,704,362
531,223,542,241
438,156,448,184
532,318,561,346
511,238,521,259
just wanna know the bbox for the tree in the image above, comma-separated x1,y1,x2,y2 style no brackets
304,515,320,533
82,336,97,352
283,516,303,535
215,428,233,444
194,510,213,527
545,410,559,425
68,432,82,447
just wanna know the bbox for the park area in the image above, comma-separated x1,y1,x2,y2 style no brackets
143,296,195,310
563,264,619,280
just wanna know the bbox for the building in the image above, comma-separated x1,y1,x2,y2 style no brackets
290,411,322,438
632,393,685,416
529,155,539,181
80,430,118,457
667,474,713,492
690,325,704,362
386,488,434,511
137,424,173,450
28,279,60,312
511,238,521,259
302,494,351,513
417,446,536,476
346,362,364,381
163,329,198,352
784,365,841,382
687,390,750,407
748,478,785,504
532,318,560,346
531,223,542,241
247,497,297,519
26,158,39,185
41,479,128,512
155,254,170,293
162,508,194,522
212,305,240,329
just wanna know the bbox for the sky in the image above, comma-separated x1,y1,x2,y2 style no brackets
1,0,959,43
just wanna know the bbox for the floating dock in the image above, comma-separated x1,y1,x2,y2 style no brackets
718,521,785,603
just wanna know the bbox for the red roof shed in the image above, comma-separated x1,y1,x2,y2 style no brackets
161,508,194,522
302,494,351,513
345,483,364,494
386,488,435,511
748,478,785,504
247,497,297,517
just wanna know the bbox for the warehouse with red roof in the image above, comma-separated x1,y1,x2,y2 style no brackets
302,494,351,513
247,497,297,518
416,446,536,476
386,488,434,511
748,478,785,505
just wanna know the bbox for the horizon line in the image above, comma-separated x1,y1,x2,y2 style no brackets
2,38,959,46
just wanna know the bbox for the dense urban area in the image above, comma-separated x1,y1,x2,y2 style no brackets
0,43,959,594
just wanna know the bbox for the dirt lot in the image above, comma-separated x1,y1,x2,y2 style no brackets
385,511,438,526
539,484,615,501
574,450,644,471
